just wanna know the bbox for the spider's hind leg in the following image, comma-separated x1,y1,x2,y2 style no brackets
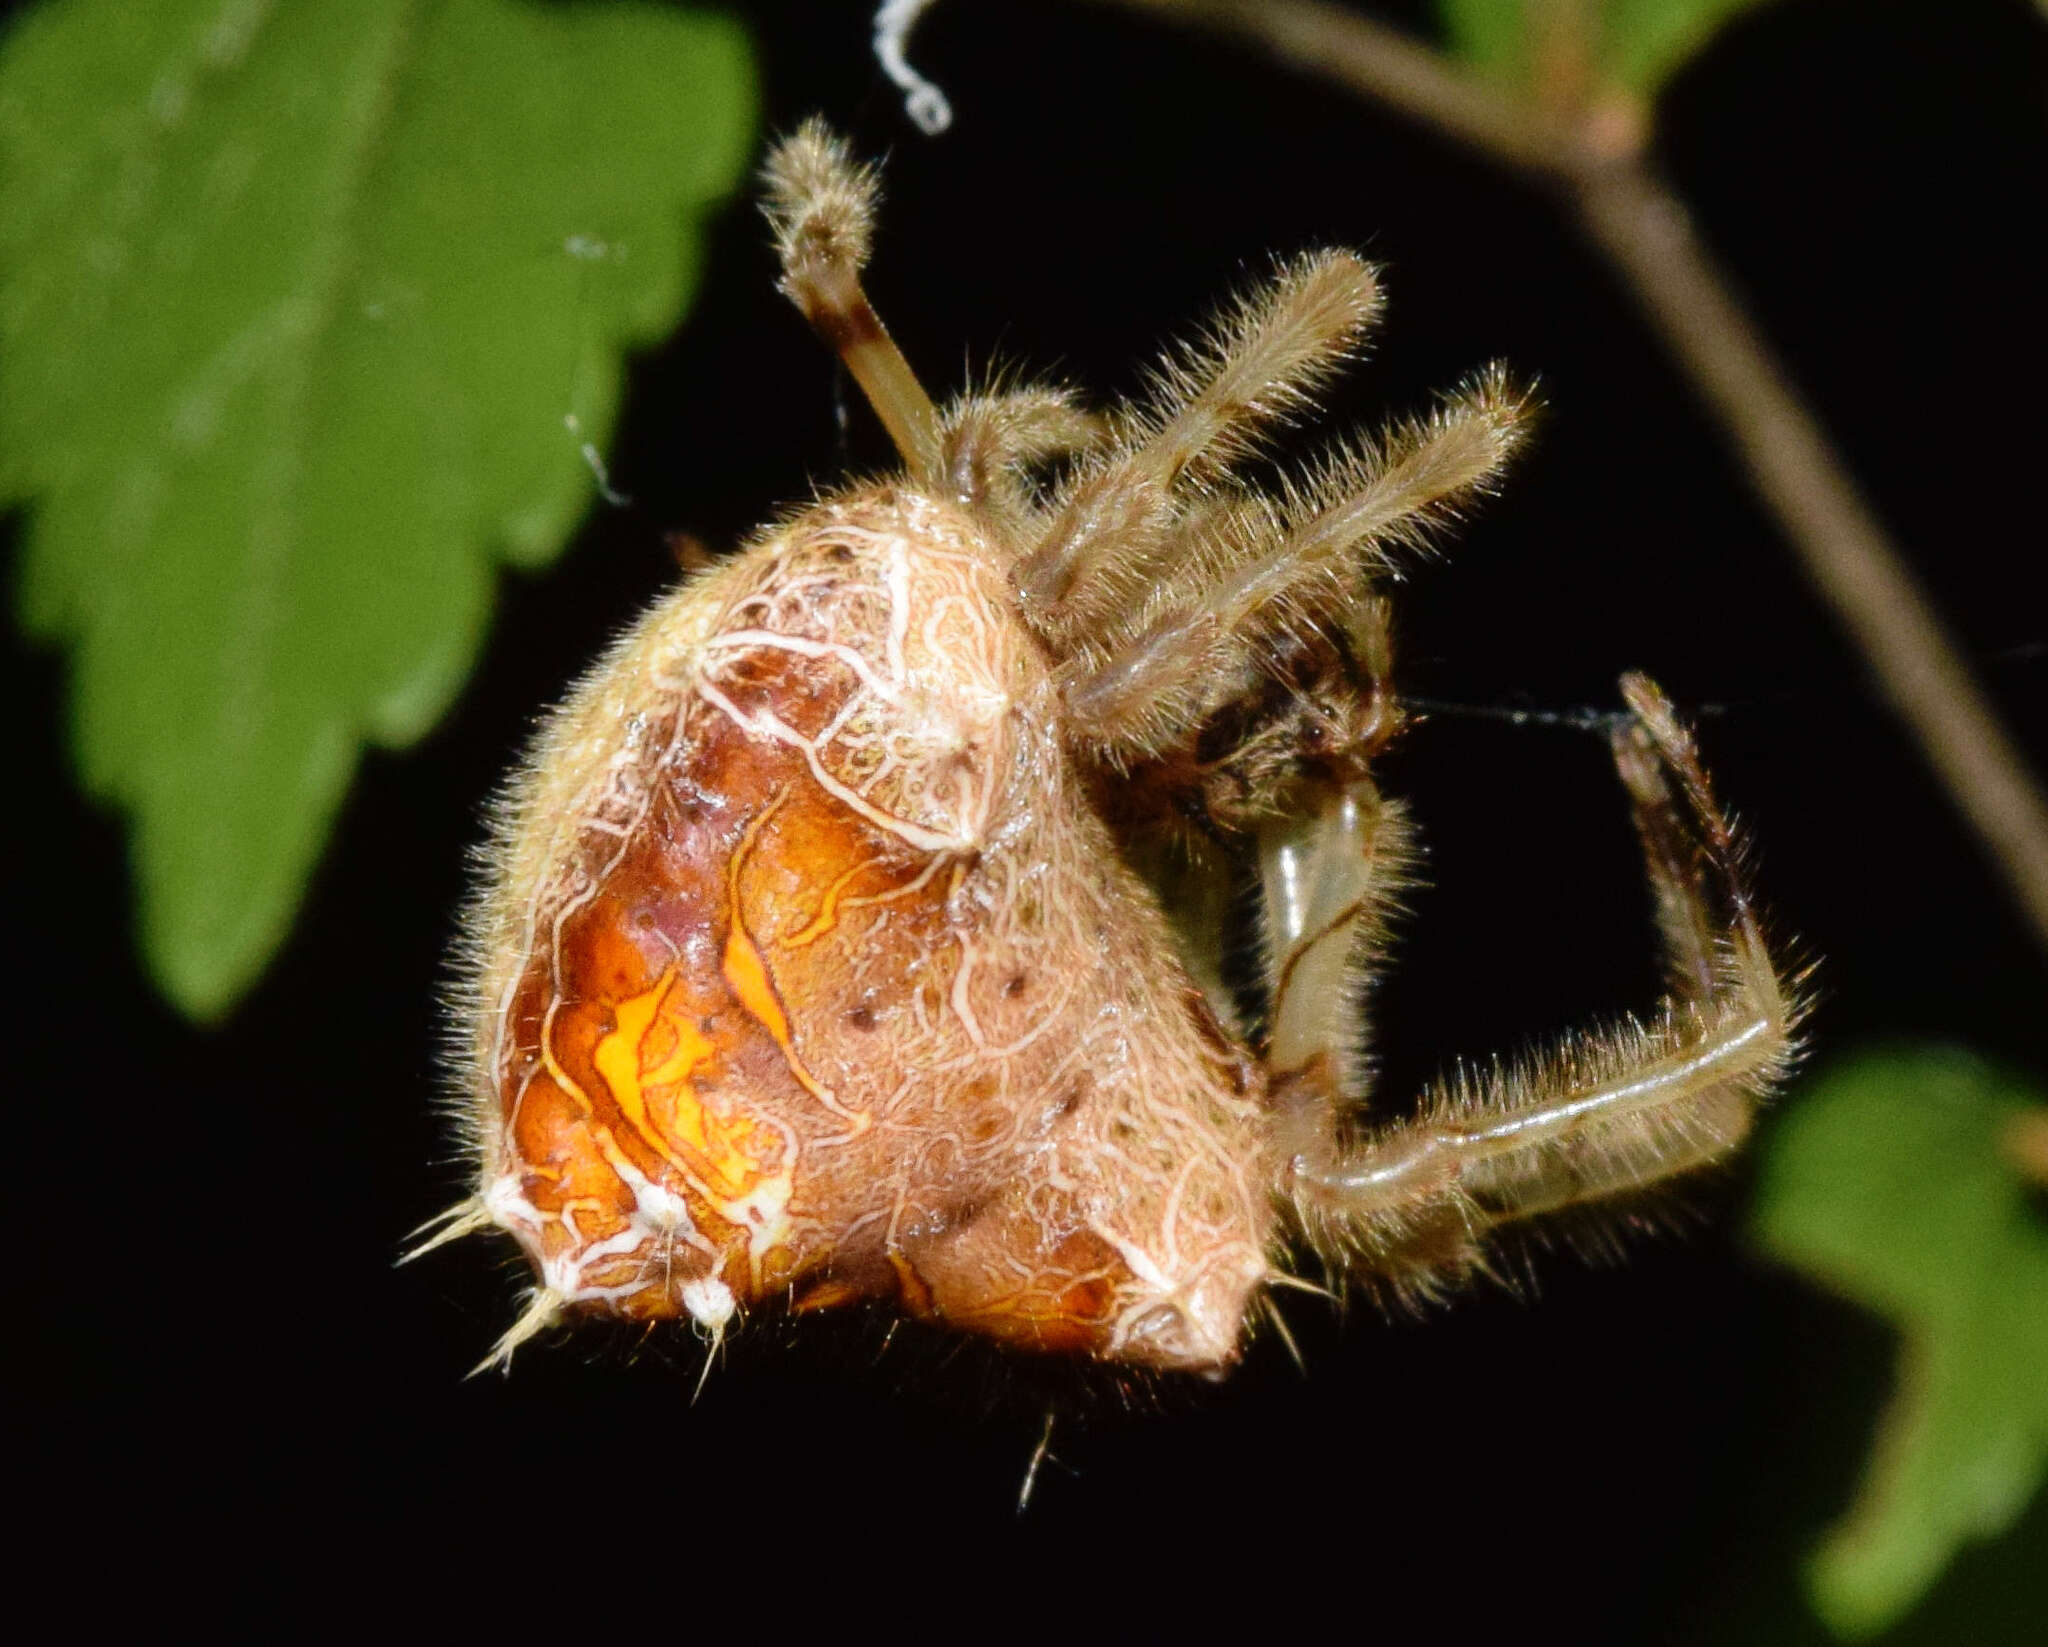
1277,674,1804,1299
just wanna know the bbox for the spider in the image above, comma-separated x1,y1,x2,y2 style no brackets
414,120,1801,1379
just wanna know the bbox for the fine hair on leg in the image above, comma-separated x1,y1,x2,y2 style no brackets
1010,250,1385,641
1053,369,1530,765
938,384,1107,520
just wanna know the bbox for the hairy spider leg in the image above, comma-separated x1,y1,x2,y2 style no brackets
936,387,1107,524
1051,372,1528,764
1010,250,1385,644
761,118,942,482
763,124,1112,523
1259,779,1419,1156
1276,674,1802,1301
757,126,1520,779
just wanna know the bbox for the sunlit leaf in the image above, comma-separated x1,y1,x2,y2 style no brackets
0,0,754,1018
1752,1047,2048,1638
1436,0,1773,96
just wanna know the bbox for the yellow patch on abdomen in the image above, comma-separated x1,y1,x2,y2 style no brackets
593,966,784,1213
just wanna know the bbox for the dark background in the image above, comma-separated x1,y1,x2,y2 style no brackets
8,0,2044,1634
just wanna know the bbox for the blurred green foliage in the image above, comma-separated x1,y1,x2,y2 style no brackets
0,0,754,1017
1754,1048,2048,1638
1437,0,1772,96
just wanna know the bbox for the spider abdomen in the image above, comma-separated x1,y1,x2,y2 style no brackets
466,487,1275,1371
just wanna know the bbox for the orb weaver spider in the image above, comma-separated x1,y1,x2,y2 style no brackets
414,120,1801,1379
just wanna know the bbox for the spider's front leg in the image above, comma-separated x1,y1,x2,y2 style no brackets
1275,674,1803,1298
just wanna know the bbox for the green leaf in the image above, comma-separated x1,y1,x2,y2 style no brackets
1436,0,1772,97
1752,1048,2048,1639
0,0,754,1018
1436,0,1532,87
1599,0,1769,94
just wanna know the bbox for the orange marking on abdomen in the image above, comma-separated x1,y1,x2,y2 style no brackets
724,802,871,1132
782,859,872,947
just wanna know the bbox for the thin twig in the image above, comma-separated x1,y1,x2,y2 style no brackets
1083,0,2048,959
1087,0,1574,173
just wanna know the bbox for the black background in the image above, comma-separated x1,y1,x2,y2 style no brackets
8,0,2045,1634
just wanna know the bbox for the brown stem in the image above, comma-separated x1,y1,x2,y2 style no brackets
1082,0,2048,958
1099,0,1572,169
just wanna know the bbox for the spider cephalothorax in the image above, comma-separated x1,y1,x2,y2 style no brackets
416,121,1801,1378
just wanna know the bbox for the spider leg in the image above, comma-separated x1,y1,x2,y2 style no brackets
1054,372,1527,763
1010,250,1383,644
937,386,1107,518
761,120,942,481
1260,779,1419,1160
1279,674,1803,1299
